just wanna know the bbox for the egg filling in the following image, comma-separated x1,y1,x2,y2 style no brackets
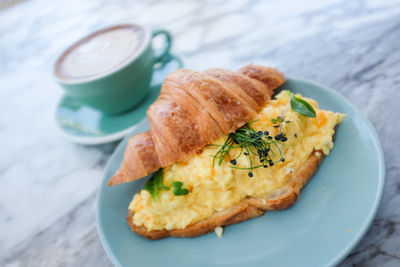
129,91,345,231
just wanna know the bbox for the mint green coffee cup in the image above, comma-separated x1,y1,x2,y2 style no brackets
54,24,172,114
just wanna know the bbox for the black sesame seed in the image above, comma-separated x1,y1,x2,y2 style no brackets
281,158,285,162
294,134,298,138
250,133,255,138
257,130,263,136
263,165,268,168
244,152,249,156
260,159,264,162
268,136,273,140
264,131,269,136
281,136,288,142
230,159,237,165
248,172,253,177
275,134,282,141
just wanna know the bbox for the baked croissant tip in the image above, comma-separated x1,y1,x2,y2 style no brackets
107,170,125,186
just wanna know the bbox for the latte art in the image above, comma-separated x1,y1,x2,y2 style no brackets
55,25,146,81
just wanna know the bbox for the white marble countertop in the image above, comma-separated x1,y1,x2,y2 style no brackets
1,0,400,266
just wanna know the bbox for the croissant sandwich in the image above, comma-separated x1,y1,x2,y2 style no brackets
107,64,344,240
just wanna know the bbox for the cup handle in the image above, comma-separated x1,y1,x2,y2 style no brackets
151,29,172,65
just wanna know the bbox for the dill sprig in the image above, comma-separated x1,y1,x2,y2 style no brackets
209,120,287,177
208,91,317,177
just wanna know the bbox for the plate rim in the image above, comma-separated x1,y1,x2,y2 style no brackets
96,76,385,267
291,77,385,266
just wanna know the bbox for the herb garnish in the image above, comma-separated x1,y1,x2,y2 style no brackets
209,121,287,177
143,169,170,201
271,115,291,129
209,91,316,176
290,93,316,118
144,170,190,200
172,181,189,196
271,116,284,125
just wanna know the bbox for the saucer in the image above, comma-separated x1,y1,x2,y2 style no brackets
55,54,183,145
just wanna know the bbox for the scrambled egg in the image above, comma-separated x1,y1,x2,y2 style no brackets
129,91,345,231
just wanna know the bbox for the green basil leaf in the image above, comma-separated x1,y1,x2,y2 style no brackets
290,94,316,117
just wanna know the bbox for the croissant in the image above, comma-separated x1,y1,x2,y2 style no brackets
107,64,285,186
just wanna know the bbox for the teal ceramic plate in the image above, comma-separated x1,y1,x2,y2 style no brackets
55,54,183,145
97,78,385,267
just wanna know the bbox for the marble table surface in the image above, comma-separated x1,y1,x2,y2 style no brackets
1,0,400,266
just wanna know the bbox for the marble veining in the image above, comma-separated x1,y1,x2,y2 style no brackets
1,0,400,266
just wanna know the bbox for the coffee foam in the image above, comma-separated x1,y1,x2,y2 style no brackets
55,25,146,82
